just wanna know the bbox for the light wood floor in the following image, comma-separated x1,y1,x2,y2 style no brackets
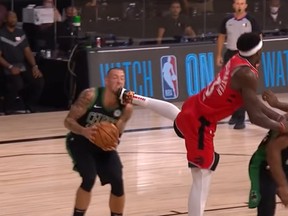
1,93,288,216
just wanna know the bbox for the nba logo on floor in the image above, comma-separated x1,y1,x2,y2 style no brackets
160,55,179,100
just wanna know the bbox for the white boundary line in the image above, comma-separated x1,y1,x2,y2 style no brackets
94,46,170,53
92,37,288,54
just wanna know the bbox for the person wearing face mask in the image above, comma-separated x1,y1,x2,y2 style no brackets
57,6,78,53
265,0,288,30
215,0,261,130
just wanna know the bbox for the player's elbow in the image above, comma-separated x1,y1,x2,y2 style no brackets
64,118,70,129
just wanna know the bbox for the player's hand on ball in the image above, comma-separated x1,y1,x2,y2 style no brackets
82,124,98,141
89,122,119,151
262,90,279,108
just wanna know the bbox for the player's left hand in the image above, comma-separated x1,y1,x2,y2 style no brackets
262,90,279,108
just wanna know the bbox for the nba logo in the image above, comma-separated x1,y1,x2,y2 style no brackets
160,55,179,100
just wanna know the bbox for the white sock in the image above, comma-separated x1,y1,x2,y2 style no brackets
188,168,212,216
131,94,180,121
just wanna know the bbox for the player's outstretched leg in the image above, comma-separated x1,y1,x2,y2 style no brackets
118,88,180,121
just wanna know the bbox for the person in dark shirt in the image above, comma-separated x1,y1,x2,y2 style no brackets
64,67,133,216
249,90,288,215
0,11,44,114
264,0,288,30
157,0,196,44
57,6,78,53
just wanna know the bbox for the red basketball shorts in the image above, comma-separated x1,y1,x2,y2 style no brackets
175,110,220,170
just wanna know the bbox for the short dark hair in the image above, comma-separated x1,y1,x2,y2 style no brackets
237,32,261,52
107,67,124,76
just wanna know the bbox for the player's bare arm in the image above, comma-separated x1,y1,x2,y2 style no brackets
115,104,133,134
216,33,226,66
64,88,96,136
263,89,288,112
266,134,288,206
233,67,285,131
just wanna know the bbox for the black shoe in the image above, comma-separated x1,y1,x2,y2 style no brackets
234,122,246,129
228,117,237,125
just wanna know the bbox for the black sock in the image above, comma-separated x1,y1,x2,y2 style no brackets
111,212,123,216
73,208,86,216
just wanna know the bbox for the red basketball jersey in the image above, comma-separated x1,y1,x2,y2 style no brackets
182,54,259,122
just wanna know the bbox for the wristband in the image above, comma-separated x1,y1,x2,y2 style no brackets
32,65,38,68
279,122,286,133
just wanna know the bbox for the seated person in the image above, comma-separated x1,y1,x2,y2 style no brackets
157,0,196,44
57,6,78,53
0,12,44,114
0,3,7,28
265,0,288,30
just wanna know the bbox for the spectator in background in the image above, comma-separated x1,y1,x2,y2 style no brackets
57,6,78,53
0,4,8,28
0,12,44,114
157,0,196,44
265,0,288,30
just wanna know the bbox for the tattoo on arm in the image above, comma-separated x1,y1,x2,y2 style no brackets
64,89,95,135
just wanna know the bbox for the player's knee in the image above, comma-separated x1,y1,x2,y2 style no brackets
80,176,96,192
110,176,124,196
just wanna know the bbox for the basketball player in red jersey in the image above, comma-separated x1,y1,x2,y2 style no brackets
118,32,288,216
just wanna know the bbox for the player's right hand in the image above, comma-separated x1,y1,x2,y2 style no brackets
82,124,98,141
216,56,223,67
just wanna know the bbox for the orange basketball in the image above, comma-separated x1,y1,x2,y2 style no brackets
90,122,119,150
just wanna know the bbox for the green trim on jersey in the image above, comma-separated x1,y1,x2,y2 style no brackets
248,130,280,208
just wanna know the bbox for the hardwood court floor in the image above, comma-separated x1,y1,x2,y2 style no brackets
0,93,288,216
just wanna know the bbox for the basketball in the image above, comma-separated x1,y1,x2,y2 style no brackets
90,122,119,150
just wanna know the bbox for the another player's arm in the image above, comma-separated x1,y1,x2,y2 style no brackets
266,134,288,206
64,88,95,136
233,67,285,131
115,104,133,135
261,102,285,122
263,89,288,112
